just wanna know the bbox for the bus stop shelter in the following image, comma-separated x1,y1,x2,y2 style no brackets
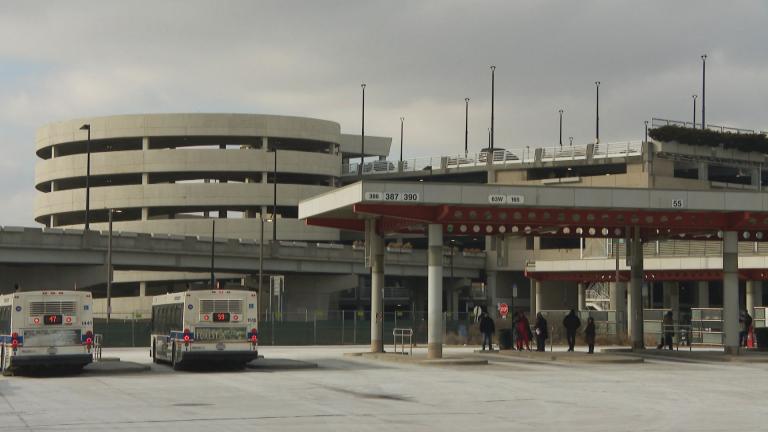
299,180,768,357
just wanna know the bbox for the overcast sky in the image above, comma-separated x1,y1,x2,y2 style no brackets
0,1,766,225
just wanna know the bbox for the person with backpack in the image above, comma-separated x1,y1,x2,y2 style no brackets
563,309,581,352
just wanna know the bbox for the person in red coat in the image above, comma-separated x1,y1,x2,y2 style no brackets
515,312,532,351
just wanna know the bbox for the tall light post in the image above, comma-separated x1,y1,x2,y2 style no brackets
569,136,573,146
595,81,601,144
701,54,707,130
79,124,91,231
490,66,496,150
359,83,366,176
558,109,564,147
210,219,216,289
692,94,698,127
106,208,122,325
399,116,404,163
464,97,470,156
644,120,649,143
259,214,264,303
272,148,277,241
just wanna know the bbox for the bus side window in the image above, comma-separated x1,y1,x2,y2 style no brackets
0,306,10,334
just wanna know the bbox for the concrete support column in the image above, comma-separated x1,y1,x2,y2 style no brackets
139,282,147,297
697,161,709,181
723,231,739,353
532,280,542,316
577,282,586,311
746,280,761,315
663,281,680,321
629,226,644,349
427,224,443,359
698,281,709,307
369,219,384,353
610,282,628,336
451,288,460,320
486,271,498,312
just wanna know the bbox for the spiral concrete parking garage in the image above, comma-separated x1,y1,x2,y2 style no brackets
35,113,391,241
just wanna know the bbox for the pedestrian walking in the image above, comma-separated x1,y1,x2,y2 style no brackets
515,312,531,351
657,310,674,350
479,312,495,351
563,309,581,352
585,317,596,354
534,312,548,352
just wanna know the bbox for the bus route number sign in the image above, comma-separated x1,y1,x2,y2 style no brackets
43,314,62,325
213,312,230,322
365,192,420,202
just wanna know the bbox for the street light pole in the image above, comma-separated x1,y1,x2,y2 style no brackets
399,117,404,163
595,81,601,144
210,219,216,289
106,208,114,324
359,83,366,176
490,66,496,150
701,54,707,130
558,109,564,147
79,124,91,231
272,148,277,241
464,97,470,156
692,94,698,127
644,120,649,143
259,214,264,305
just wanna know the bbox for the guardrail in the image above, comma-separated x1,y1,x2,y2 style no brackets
651,117,758,135
342,141,643,177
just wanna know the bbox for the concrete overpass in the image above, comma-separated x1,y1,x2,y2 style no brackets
0,226,484,292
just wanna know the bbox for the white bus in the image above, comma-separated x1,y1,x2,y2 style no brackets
0,290,94,373
150,289,259,369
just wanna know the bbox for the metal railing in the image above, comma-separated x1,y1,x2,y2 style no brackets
342,141,643,177
93,334,104,360
392,328,413,355
651,117,757,135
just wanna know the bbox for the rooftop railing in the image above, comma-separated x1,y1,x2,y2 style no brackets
651,117,763,135
342,141,643,177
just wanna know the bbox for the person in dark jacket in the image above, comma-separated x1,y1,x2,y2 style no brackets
563,309,581,352
740,310,753,347
657,311,674,350
585,317,596,354
479,312,496,351
534,312,549,352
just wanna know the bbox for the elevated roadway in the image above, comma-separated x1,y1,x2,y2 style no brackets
0,226,484,291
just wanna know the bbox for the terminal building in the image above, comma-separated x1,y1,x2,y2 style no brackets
30,114,768,341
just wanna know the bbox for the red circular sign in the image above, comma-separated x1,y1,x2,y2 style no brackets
498,303,509,317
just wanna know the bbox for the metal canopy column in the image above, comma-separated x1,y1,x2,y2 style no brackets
629,226,644,349
368,219,384,353
427,224,444,359
723,231,739,354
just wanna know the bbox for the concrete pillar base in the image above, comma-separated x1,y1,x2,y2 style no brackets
631,342,645,351
724,346,741,355
427,343,442,359
371,340,383,353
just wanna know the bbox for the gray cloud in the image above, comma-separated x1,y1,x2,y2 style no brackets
0,0,766,225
